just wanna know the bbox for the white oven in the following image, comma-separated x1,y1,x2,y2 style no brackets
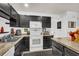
30,21,43,51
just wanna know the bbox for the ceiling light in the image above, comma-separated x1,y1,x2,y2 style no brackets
24,3,29,7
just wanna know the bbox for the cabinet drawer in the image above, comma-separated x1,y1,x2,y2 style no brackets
65,48,79,56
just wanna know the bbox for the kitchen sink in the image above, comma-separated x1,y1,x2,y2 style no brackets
1,35,21,42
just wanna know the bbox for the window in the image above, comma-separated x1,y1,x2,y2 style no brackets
57,21,61,29
68,21,76,28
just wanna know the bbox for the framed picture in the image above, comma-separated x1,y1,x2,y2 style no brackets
57,21,61,29
68,21,76,28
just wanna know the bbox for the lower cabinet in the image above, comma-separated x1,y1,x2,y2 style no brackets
3,46,15,56
52,40,79,56
14,37,29,56
52,40,63,52
52,40,64,56
24,37,29,51
52,46,62,56
43,36,52,49
65,47,79,56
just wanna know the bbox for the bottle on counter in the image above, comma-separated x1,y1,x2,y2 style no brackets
1,26,4,33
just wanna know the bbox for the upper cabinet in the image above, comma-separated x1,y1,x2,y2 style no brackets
10,6,17,20
10,5,20,27
0,3,10,20
20,15,51,28
20,15,42,28
0,3,20,27
20,15,30,28
42,16,51,28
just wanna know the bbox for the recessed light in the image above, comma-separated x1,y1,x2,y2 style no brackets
24,3,29,7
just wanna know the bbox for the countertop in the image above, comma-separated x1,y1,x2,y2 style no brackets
0,35,29,56
51,37,79,54
0,34,51,56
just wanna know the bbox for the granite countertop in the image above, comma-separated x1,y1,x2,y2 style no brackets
0,42,13,56
51,37,79,54
0,35,29,56
0,34,51,56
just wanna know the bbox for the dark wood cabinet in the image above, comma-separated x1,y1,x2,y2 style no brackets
0,3,10,20
42,16,51,28
43,36,52,49
10,6,18,20
16,14,20,27
52,40,63,52
20,15,42,28
14,37,29,56
52,40,64,56
20,15,30,28
14,38,25,56
24,37,29,51
65,47,79,56
10,18,16,27
0,3,20,27
52,40,79,56
10,5,20,27
19,15,51,28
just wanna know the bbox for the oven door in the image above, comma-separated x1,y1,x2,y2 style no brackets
30,36,43,51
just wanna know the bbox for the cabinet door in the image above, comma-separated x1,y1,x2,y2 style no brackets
10,18,16,27
52,40,63,56
3,46,15,56
52,40,64,52
65,47,79,56
10,6,17,20
0,3,10,16
20,15,30,28
42,16,51,28
16,14,20,27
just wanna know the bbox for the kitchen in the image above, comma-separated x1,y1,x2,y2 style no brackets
0,3,79,56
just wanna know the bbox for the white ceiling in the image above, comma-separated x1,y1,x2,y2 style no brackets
10,3,79,14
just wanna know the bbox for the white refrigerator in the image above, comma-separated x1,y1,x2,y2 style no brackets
30,21,43,51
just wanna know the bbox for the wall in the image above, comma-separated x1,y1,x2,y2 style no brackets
51,11,78,37
0,17,10,37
